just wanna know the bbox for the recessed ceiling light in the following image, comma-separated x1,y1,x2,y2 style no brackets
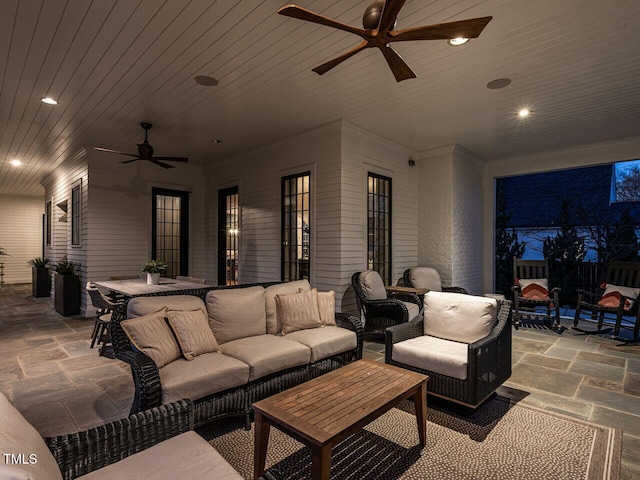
486,78,512,89
517,108,531,118
10,159,22,167
41,97,58,105
195,75,219,87
448,37,469,46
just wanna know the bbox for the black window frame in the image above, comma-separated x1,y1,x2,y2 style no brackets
45,200,52,246
151,187,189,277
367,172,392,284
218,186,239,286
281,171,311,282
71,183,81,246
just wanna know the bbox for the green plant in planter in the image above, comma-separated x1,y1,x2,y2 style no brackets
29,257,50,268
52,256,81,276
140,260,167,274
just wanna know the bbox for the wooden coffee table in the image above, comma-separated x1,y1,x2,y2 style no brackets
252,359,428,480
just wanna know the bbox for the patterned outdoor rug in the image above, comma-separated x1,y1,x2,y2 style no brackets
199,396,620,480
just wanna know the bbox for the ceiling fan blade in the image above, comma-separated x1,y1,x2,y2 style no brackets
378,0,407,33
152,156,189,162
94,147,139,158
378,45,416,82
312,41,369,75
148,159,175,169
389,16,492,43
277,5,367,37
120,159,141,164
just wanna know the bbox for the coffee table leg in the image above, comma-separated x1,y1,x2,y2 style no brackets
414,381,427,446
254,411,270,480
310,445,332,480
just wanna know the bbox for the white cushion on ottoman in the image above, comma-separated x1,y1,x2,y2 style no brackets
77,431,242,480
392,336,469,380
424,292,497,344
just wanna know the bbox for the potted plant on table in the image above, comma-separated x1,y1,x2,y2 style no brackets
52,256,81,316
141,260,167,285
28,257,51,297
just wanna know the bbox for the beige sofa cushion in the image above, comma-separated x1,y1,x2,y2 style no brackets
159,353,249,404
424,292,497,344
276,289,322,334
265,280,311,334
392,335,469,380
121,309,182,368
408,267,443,291
400,300,421,322
206,286,266,344
0,393,63,480
358,270,387,300
127,295,207,319
220,335,310,382
285,326,357,362
166,309,219,360
77,431,242,480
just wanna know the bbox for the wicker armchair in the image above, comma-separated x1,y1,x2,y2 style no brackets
402,267,468,294
352,271,422,337
512,258,560,329
385,297,512,408
574,261,640,340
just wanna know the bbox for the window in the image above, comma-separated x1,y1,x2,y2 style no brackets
152,188,189,278
218,186,239,285
282,172,311,281
71,183,81,246
45,200,52,246
367,172,392,284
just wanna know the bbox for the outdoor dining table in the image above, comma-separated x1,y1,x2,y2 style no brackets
93,278,209,299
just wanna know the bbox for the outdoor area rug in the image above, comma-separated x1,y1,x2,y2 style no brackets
199,396,620,480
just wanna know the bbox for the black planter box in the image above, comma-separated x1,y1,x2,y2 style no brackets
32,267,51,297
54,274,80,316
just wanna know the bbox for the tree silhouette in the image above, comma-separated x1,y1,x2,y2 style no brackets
495,190,525,296
616,166,640,202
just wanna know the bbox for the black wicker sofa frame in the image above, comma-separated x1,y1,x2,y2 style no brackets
110,283,364,428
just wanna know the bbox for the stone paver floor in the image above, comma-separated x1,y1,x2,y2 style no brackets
2,283,639,478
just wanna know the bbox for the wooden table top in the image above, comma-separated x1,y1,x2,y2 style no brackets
93,279,209,297
385,285,430,295
252,359,428,447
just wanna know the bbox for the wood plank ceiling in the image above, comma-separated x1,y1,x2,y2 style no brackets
1,0,639,196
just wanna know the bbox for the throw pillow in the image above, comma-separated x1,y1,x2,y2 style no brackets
597,284,640,310
166,309,219,360
424,291,497,344
265,280,311,334
276,289,322,334
518,278,550,301
120,308,181,368
298,287,337,326
206,286,266,344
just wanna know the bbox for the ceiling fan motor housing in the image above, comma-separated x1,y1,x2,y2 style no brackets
363,1,393,30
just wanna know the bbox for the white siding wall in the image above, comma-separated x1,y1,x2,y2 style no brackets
0,195,43,284
205,120,419,315
482,136,640,292
86,157,207,286
452,145,484,294
42,150,89,313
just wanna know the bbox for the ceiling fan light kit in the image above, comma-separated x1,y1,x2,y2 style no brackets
94,122,189,169
278,0,491,82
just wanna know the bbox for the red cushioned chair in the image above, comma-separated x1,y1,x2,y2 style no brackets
511,258,560,330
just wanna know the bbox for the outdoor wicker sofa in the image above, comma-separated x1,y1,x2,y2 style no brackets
0,394,280,480
110,280,363,428
385,293,512,408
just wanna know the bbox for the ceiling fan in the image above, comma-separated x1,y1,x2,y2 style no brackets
94,122,189,169
277,0,492,82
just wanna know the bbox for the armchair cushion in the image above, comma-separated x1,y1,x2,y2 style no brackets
517,278,550,301
265,279,311,334
206,286,266,344
76,431,242,480
400,300,421,322
424,292,497,344
276,289,322,334
392,335,468,380
408,267,443,291
358,270,387,300
121,308,182,368
598,283,640,310
0,393,63,480
166,309,219,360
